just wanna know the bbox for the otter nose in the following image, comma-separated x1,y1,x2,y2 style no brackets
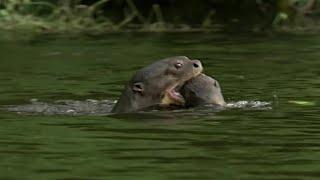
192,60,202,68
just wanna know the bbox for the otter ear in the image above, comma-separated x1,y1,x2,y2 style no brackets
132,82,144,94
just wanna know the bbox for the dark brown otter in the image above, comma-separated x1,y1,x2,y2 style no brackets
111,56,203,113
180,73,226,107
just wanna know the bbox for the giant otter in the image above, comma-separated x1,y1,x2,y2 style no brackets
111,56,203,113
180,73,226,107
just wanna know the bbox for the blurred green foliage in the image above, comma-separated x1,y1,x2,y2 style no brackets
0,0,319,34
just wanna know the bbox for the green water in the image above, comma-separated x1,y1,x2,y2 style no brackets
0,32,319,180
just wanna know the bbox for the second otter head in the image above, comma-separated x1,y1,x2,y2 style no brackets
112,56,203,113
180,73,226,107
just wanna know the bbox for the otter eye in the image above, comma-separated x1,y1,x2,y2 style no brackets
175,62,183,69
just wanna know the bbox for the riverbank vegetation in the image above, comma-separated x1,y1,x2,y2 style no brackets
0,0,319,34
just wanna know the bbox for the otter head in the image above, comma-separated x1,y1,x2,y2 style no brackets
180,74,226,107
111,56,203,113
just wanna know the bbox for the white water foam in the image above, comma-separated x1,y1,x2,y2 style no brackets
226,100,272,110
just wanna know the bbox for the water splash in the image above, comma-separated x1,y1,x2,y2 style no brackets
4,99,272,116
226,100,272,110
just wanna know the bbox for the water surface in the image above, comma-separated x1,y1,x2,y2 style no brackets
0,32,319,180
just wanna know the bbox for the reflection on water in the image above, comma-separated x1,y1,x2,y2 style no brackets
0,33,319,180
5,99,116,116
